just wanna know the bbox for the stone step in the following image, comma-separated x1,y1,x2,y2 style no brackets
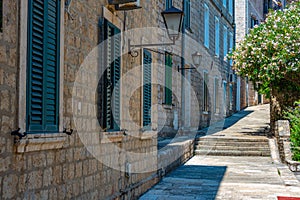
194,149,271,157
194,145,270,151
195,141,269,147
195,137,269,143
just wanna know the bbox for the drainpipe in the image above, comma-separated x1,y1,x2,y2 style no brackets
180,0,186,130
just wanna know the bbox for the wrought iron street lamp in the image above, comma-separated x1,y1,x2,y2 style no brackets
192,51,202,67
178,51,202,71
128,6,184,57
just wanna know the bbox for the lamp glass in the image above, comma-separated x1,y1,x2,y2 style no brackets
192,52,202,66
162,7,183,40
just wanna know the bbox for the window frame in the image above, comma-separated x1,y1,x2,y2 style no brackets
223,25,228,61
229,31,233,65
19,0,64,134
223,0,227,8
204,3,210,48
214,77,219,114
0,0,2,32
229,0,233,15
16,0,65,152
165,0,172,9
184,0,191,30
223,81,227,116
214,16,220,57
203,70,209,112
142,49,152,129
100,19,121,132
26,0,62,133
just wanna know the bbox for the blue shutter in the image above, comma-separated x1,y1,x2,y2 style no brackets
143,50,152,127
184,0,191,29
166,0,172,9
27,0,60,133
204,4,209,48
103,20,121,131
112,27,121,130
45,0,60,131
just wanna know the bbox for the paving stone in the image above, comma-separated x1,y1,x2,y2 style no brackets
140,105,300,200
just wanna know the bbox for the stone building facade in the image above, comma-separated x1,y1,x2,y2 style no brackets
0,0,235,199
156,0,235,139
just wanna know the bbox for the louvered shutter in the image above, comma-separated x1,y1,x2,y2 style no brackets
165,53,172,105
143,50,152,128
27,0,60,132
103,20,121,131
112,28,121,130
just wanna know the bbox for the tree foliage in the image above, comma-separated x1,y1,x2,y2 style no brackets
230,2,300,98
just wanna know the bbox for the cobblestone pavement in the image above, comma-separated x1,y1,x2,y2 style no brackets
140,105,300,200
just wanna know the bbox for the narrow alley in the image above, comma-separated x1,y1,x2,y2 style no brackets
140,105,300,200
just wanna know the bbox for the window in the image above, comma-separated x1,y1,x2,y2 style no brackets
214,17,220,56
99,20,121,131
204,4,209,48
165,53,172,105
143,50,152,128
223,0,227,8
229,32,233,65
0,0,2,32
166,0,172,9
223,81,227,115
223,26,228,60
184,0,191,29
214,77,219,113
26,0,61,133
229,84,233,110
229,0,233,15
250,18,255,28
203,71,209,112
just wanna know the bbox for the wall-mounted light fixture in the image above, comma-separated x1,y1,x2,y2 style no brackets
178,51,202,71
128,6,184,57
108,0,141,11
192,51,202,67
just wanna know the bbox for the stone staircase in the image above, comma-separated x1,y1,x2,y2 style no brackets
194,136,271,157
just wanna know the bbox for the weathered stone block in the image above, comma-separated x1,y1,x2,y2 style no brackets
3,174,18,199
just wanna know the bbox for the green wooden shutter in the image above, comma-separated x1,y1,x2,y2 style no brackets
112,26,121,130
45,0,60,131
27,0,60,133
103,20,121,131
143,50,152,128
165,53,172,105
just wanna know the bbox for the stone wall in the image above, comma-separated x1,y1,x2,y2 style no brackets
0,1,158,199
0,0,238,199
275,120,293,163
0,0,20,199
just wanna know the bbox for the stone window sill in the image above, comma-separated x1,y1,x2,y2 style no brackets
100,131,125,143
100,130,157,143
16,133,67,153
162,104,173,110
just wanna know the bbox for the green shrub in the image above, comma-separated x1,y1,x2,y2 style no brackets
284,101,300,161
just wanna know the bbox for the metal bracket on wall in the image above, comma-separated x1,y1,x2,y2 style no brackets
10,128,27,144
65,0,74,20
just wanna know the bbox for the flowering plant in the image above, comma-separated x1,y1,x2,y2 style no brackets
229,1,300,96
